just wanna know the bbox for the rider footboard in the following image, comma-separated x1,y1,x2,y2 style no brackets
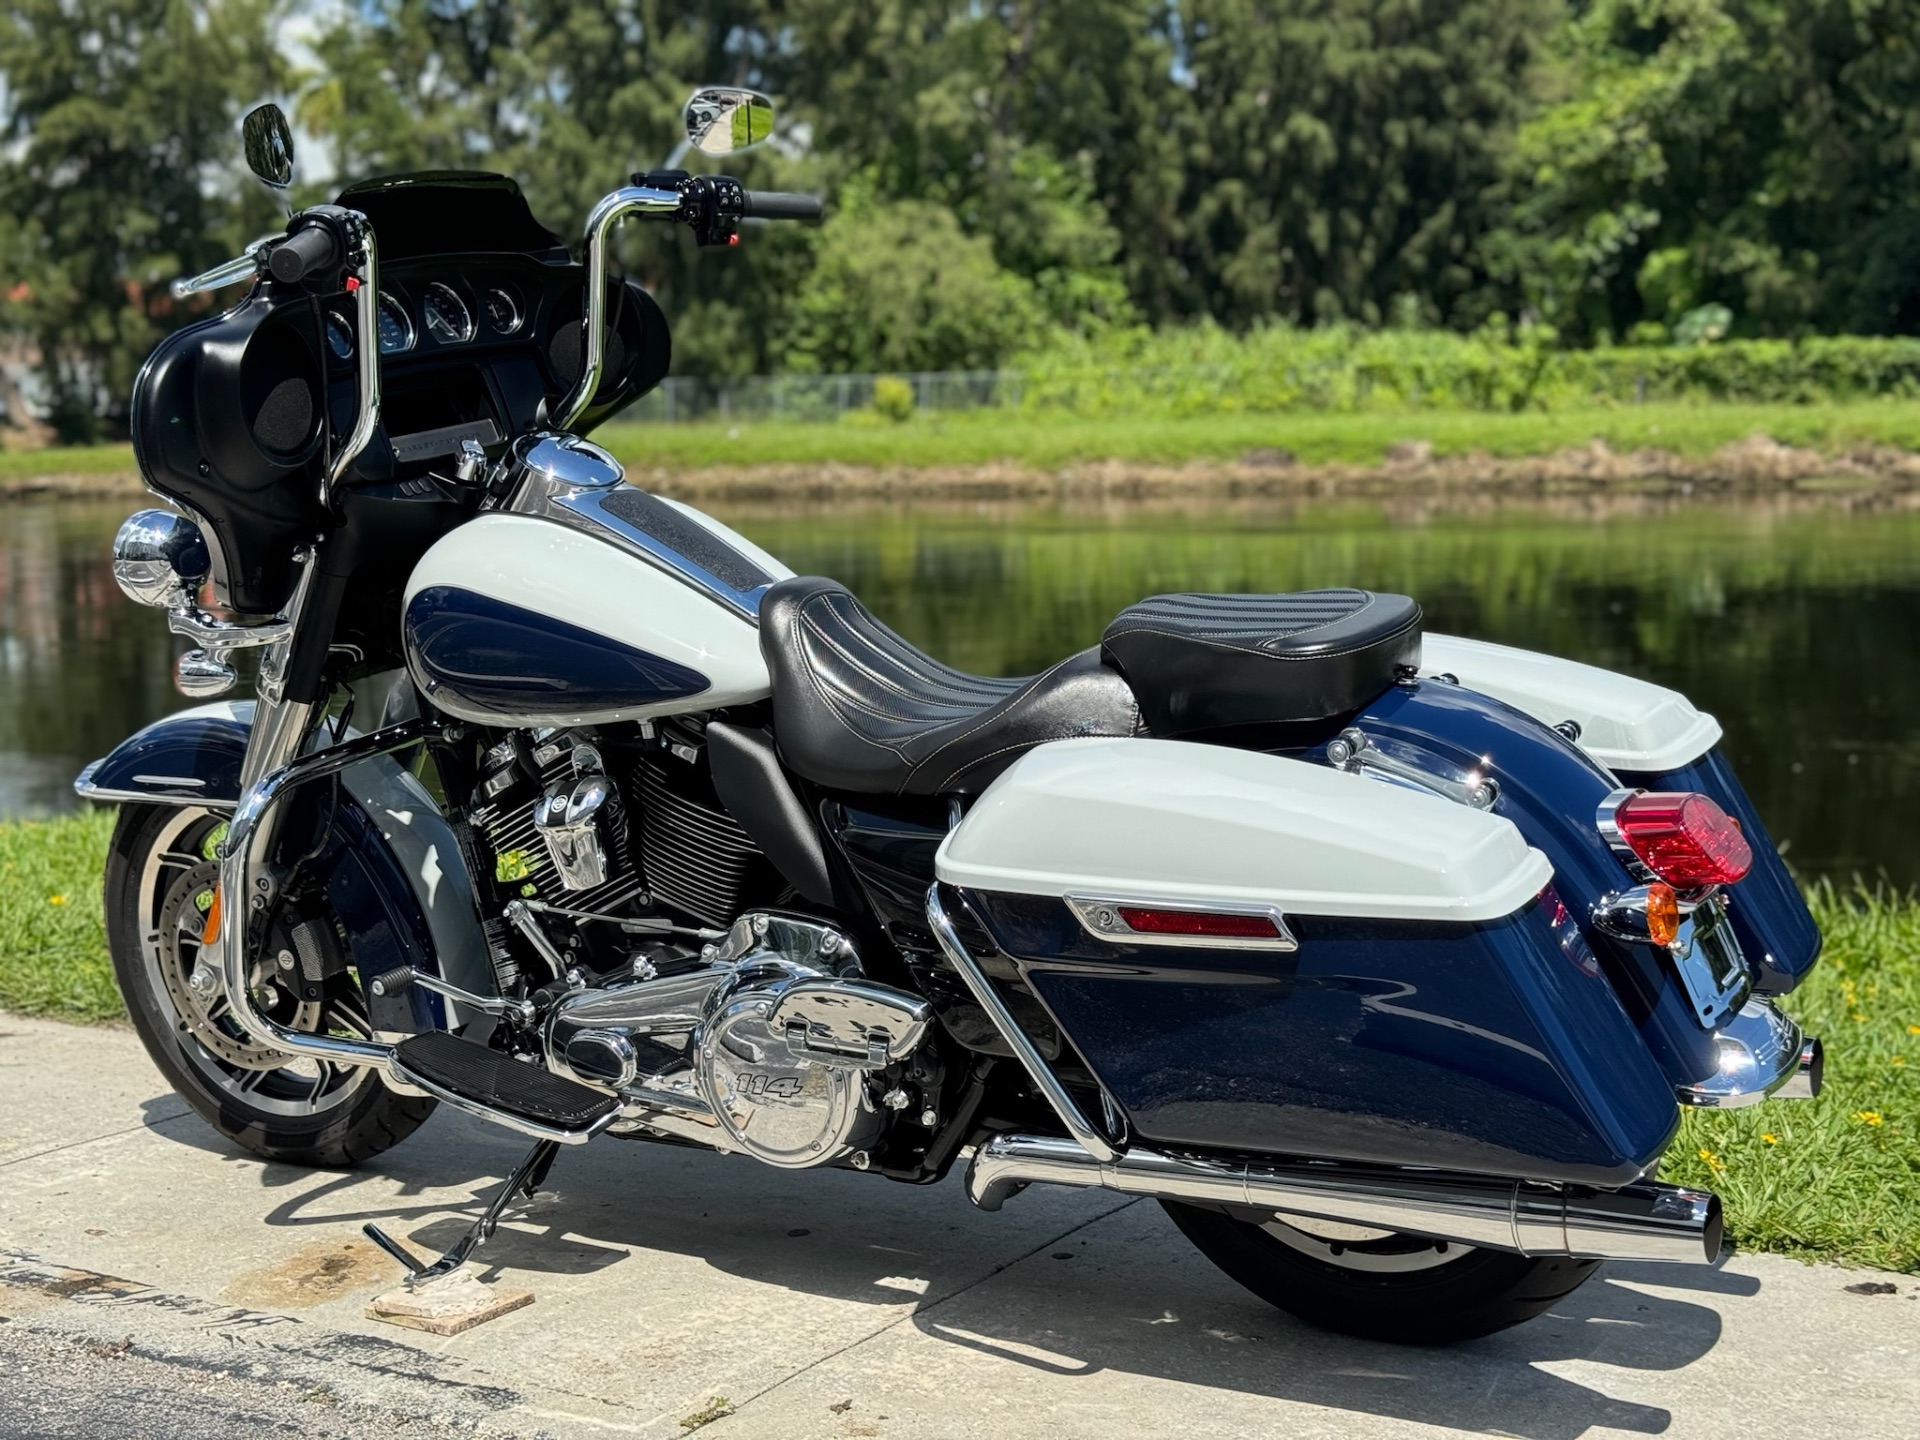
935,737,1680,1188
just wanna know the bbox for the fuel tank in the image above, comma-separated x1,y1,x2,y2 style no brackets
402,444,790,726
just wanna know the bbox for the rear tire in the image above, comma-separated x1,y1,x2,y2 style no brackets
1163,1200,1600,1344
105,803,435,1167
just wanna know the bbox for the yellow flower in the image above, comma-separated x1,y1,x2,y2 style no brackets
1853,1111,1884,1127
1697,1147,1727,1172
1895,1057,1907,1067
1761,1134,1779,1145
1851,1012,1867,1023
47,895,66,905
1909,1024,1920,1036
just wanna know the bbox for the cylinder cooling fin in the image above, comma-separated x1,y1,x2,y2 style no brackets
636,739,787,926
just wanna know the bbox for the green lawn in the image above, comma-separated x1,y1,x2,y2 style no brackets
2,809,1913,1272
11,399,1920,488
597,399,1920,471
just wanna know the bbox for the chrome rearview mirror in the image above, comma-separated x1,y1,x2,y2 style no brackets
240,102,296,191
683,87,774,157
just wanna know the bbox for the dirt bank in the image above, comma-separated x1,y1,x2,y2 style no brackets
13,434,1920,506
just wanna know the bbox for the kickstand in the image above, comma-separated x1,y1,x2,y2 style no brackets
365,1138,561,1288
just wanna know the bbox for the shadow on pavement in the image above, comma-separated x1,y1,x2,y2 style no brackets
184,1108,1742,1439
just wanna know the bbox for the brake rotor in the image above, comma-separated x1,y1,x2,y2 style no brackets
153,859,320,1072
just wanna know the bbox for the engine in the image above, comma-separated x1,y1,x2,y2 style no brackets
542,912,936,1169
465,719,787,977
458,719,935,1170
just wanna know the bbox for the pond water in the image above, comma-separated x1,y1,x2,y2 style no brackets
5,493,1917,886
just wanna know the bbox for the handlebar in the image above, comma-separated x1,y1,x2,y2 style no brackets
267,223,341,284
742,190,824,222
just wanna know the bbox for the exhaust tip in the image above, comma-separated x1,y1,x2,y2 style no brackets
1774,1035,1823,1101
1701,1191,1725,1265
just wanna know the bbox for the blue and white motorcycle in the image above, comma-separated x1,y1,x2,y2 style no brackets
85,96,1823,1343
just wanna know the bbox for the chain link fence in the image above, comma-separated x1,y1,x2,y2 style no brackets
621,370,1022,424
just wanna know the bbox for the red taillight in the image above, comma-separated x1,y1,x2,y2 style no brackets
1612,792,1753,887
1116,907,1283,941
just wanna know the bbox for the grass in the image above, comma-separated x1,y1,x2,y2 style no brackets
1,810,1914,1272
1665,884,1920,1273
10,399,1920,490
598,399,1920,471
0,810,124,1025
0,443,140,482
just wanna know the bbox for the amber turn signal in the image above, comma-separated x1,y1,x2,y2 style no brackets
1645,882,1680,948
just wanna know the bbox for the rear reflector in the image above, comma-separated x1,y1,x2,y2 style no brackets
1116,907,1283,940
1612,792,1754,887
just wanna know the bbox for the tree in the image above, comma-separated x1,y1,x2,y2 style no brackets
0,0,287,440
1487,0,1920,342
780,179,1049,371
1174,0,1563,330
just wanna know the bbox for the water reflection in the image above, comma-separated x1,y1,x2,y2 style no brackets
5,494,1917,886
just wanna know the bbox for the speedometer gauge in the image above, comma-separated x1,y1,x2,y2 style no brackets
482,286,523,335
422,283,475,344
376,292,414,354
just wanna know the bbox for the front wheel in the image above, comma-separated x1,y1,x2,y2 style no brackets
1163,1201,1600,1344
105,803,434,1166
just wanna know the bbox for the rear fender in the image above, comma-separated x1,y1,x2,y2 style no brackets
75,700,493,1025
1417,635,1821,992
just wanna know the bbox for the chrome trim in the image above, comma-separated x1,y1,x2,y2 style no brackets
323,217,381,509
1064,894,1298,952
73,759,237,811
1595,787,1653,881
505,431,769,623
383,1058,617,1146
965,1133,1721,1265
112,510,211,609
170,248,264,300
1678,998,1821,1108
554,184,685,430
1326,727,1498,810
1668,895,1751,1027
925,885,1118,1164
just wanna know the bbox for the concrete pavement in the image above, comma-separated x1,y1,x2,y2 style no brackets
2,1010,1916,1440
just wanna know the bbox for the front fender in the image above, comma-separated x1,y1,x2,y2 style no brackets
75,700,493,1021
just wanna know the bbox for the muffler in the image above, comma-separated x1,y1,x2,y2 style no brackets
968,1134,1722,1265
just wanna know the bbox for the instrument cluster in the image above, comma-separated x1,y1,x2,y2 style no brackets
323,276,529,360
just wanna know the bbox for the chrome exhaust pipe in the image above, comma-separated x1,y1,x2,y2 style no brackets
968,1134,1722,1265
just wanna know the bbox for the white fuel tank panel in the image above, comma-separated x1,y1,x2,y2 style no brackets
402,513,770,728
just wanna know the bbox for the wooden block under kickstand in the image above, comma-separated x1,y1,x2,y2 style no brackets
368,1269,534,1336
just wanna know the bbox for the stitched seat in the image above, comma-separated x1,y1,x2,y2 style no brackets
1102,589,1422,734
760,577,1141,795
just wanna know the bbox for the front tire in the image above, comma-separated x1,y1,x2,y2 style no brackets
1164,1201,1600,1344
105,803,434,1167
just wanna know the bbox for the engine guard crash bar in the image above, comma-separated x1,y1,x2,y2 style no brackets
214,717,611,1147
926,884,1719,1266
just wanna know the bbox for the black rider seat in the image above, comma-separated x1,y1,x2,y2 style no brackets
760,577,1141,795
1100,589,1422,735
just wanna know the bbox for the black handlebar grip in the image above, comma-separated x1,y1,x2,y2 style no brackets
268,224,341,284
741,190,825,222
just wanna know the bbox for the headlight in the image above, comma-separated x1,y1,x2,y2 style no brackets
112,509,210,609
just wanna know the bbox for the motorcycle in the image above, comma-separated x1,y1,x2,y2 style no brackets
80,93,1825,1345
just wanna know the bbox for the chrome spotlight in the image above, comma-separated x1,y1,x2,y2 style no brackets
112,509,210,609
